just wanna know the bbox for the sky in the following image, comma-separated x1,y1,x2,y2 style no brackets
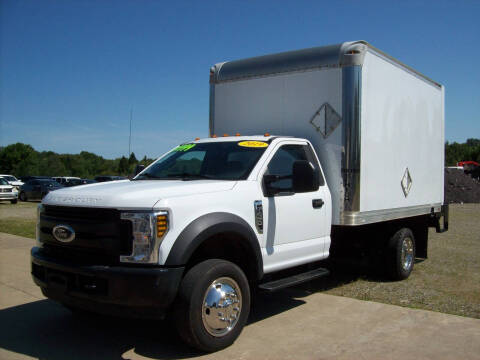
1,0,479,159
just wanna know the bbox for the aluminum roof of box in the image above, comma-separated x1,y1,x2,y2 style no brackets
211,40,440,88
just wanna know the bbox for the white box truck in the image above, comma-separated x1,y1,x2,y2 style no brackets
32,41,448,351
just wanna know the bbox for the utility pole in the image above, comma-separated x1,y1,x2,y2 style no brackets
128,108,133,158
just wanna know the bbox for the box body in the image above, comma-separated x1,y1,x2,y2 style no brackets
210,41,444,225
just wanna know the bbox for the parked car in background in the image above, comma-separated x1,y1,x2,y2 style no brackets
52,177,81,186
19,179,63,201
19,176,52,183
0,177,18,204
62,178,97,187
0,174,24,191
94,175,127,182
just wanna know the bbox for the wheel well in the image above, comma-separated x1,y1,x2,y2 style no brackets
185,232,259,283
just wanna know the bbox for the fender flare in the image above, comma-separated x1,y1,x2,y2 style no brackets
165,212,263,280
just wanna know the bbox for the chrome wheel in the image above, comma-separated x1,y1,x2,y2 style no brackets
202,277,242,337
401,237,414,271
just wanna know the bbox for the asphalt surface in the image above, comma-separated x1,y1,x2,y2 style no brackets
1,232,479,360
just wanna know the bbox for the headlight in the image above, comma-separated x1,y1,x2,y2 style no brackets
120,211,169,264
36,204,45,247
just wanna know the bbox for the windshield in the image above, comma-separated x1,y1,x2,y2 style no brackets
135,141,268,181
0,178,9,185
2,176,16,182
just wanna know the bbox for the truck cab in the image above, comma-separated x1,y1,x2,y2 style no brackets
32,135,332,351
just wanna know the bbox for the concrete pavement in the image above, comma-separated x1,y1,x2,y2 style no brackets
1,232,479,360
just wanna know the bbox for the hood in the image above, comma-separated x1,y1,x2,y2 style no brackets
42,179,236,209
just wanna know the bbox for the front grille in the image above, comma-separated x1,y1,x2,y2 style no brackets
1,188,12,193
41,206,132,265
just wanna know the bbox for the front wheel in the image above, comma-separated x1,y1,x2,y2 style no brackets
388,228,415,280
174,259,250,352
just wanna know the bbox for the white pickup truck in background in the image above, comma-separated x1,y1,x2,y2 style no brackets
31,41,448,351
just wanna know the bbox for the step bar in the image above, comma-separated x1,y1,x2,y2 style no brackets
258,267,330,292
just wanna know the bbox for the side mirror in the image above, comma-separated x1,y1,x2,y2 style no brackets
262,174,280,197
292,160,319,193
134,164,145,176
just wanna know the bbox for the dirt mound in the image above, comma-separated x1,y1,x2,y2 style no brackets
445,168,480,203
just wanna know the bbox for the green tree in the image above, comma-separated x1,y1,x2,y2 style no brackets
128,152,137,165
445,138,480,166
0,143,36,174
118,156,129,175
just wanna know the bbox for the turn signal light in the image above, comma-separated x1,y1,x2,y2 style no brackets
223,133,229,137
236,133,241,136
156,215,168,238
211,134,217,138
195,137,200,140
264,132,270,137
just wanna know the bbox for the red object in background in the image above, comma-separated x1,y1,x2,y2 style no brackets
457,161,480,167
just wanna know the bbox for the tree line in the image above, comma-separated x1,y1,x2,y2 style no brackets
0,143,155,179
445,138,480,166
0,139,479,179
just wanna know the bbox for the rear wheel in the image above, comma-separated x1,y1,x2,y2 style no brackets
19,192,27,201
174,259,250,352
388,228,415,280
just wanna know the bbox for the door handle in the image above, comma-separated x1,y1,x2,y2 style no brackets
312,199,324,209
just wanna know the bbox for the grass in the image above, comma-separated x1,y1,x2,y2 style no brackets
0,201,38,239
0,218,36,239
0,201,478,318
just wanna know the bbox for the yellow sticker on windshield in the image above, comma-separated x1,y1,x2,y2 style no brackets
238,141,268,148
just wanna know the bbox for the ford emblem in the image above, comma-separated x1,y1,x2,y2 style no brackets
52,224,75,243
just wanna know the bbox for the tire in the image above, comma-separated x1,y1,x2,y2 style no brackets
10,199,18,204
174,259,250,352
388,228,415,280
19,192,27,201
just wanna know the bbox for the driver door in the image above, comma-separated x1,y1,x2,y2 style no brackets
261,142,330,272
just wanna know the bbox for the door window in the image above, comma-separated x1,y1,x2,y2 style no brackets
266,145,308,191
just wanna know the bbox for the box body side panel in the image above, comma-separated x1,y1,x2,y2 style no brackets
213,69,344,223
359,51,444,212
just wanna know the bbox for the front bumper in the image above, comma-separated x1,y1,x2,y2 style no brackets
0,192,17,200
31,247,184,319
